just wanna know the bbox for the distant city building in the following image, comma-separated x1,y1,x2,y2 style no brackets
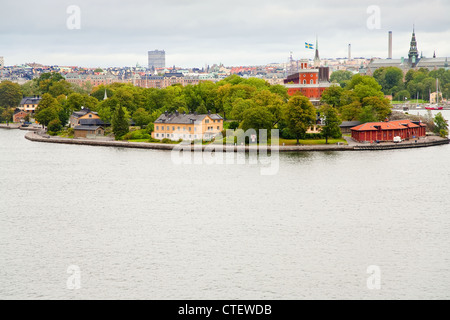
0,56,4,69
367,28,450,74
148,50,165,69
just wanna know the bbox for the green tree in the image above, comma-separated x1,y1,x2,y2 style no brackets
229,98,255,122
434,112,448,137
359,106,377,123
394,90,411,101
320,105,342,144
321,85,344,108
36,72,65,94
112,106,129,139
361,96,391,121
330,70,353,88
340,101,362,121
283,94,316,144
373,67,404,95
240,107,274,133
21,80,41,96
47,118,62,134
48,80,72,97
1,107,14,123
0,81,22,108
91,86,114,101
132,108,151,127
34,93,60,127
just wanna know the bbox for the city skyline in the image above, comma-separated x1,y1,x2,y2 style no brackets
0,0,449,68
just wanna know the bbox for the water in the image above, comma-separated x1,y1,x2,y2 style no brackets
1,128,450,300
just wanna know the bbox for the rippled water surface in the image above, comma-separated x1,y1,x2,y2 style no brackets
1,127,449,299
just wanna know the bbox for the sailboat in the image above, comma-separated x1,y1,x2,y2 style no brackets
426,78,444,110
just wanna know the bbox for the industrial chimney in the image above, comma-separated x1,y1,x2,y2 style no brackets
388,31,393,59
348,44,351,60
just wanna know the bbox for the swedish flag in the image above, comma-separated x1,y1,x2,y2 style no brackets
305,42,314,49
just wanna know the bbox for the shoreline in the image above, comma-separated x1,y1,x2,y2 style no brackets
20,130,449,152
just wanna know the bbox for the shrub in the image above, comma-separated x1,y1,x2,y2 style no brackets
161,138,171,143
47,119,62,133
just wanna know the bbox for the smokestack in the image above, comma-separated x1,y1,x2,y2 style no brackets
348,44,351,60
388,31,393,59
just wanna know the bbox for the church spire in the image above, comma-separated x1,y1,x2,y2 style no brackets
314,35,320,68
408,26,419,67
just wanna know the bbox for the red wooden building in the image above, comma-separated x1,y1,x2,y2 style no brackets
351,120,426,142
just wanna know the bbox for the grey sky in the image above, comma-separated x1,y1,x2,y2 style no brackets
1,0,449,68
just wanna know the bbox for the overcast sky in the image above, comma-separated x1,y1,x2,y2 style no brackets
1,0,449,68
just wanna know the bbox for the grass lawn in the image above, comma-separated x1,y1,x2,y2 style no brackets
279,138,348,145
391,99,427,104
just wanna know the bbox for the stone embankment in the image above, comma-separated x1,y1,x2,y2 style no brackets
23,130,449,152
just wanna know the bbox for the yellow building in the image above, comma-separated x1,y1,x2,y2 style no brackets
19,96,41,113
152,111,224,141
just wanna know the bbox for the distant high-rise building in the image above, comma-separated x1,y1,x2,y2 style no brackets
148,50,165,69
0,56,4,69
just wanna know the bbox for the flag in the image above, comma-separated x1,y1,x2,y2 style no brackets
305,42,314,49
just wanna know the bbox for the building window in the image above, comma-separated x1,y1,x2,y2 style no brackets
167,126,169,130
156,133,159,137
205,119,209,123
310,80,314,84
177,126,180,130
303,80,306,84
189,127,191,131
161,133,164,137
217,126,220,130
156,126,159,130
172,126,175,131
183,127,186,131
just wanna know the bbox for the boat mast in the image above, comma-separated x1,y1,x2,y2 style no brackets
436,78,439,104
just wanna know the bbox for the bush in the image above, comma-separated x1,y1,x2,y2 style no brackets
67,128,74,135
47,119,62,133
122,129,150,140
161,138,171,143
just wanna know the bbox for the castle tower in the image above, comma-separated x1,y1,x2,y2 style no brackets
408,26,419,67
